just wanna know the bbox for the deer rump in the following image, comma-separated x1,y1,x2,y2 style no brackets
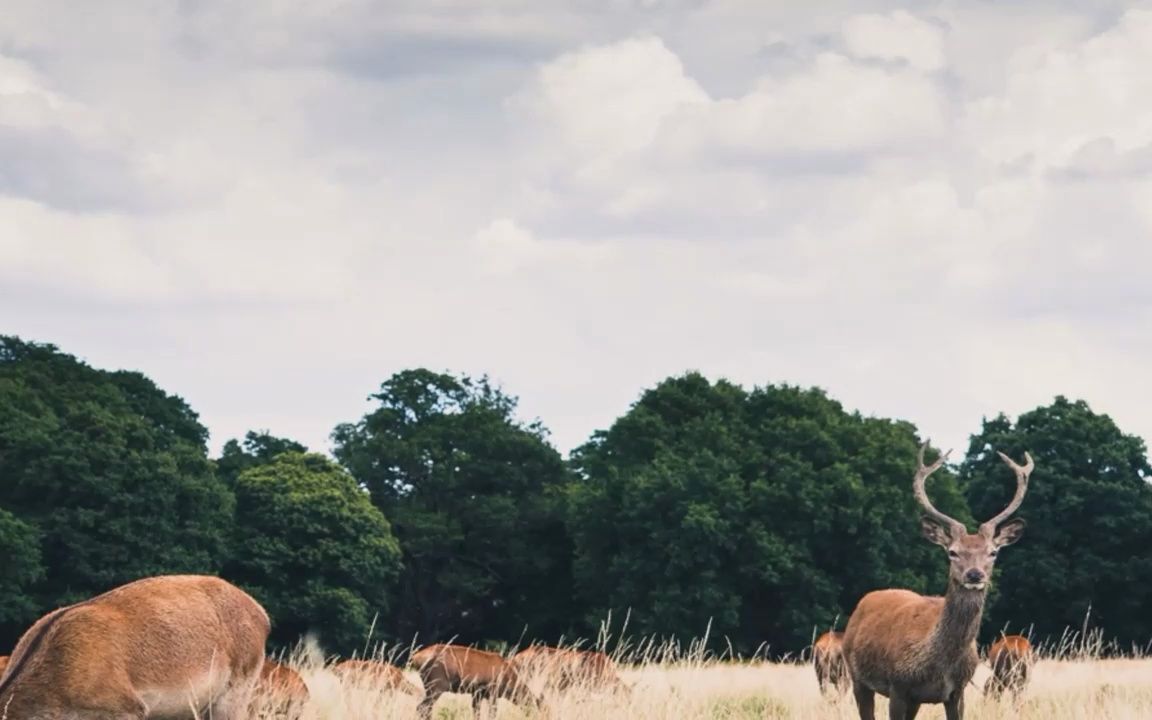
332,658,423,696
984,636,1032,698
511,646,627,693
812,631,847,694
0,574,270,719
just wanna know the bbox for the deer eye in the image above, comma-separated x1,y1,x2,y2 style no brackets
989,549,999,558
947,549,960,559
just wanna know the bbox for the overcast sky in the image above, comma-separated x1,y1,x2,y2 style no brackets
4,0,1152,460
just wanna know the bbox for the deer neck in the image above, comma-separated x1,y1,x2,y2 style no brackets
925,581,986,659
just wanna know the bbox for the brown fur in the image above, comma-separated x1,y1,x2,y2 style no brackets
254,657,310,713
0,655,8,679
410,643,546,718
813,631,848,695
332,658,423,696
0,574,270,720
841,445,1031,720
984,635,1032,700
510,645,629,694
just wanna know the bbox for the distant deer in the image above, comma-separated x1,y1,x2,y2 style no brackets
841,443,1032,720
0,574,270,719
813,631,848,695
411,643,546,719
254,657,311,714
984,635,1033,701
333,658,423,696
510,645,630,694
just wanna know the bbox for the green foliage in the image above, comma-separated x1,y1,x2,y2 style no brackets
227,451,402,654
0,507,43,628
568,372,971,653
216,430,308,486
332,369,575,644
961,396,1152,646
0,336,233,646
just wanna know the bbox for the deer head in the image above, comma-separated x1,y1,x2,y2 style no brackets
914,442,1031,592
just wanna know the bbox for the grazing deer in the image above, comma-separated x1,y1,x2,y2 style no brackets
411,643,546,719
841,443,1032,720
0,574,270,719
813,631,848,695
510,645,630,694
984,635,1033,701
254,657,311,713
333,658,423,696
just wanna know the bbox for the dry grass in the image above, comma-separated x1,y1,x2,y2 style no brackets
247,638,1152,720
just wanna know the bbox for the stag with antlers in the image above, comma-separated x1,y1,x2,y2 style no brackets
841,442,1033,720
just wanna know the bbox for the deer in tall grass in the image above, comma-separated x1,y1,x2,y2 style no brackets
510,645,630,695
411,643,546,719
813,631,848,696
984,635,1033,701
0,574,270,719
841,442,1033,720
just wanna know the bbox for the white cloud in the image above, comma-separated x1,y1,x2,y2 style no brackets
3,0,1152,465
842,10,946,72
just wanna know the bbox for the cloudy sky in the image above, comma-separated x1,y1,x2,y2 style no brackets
4,0,1152,459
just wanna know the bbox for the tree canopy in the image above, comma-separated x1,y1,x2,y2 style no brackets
0,336,232,646
227,451,402,654
568,372,971,653
332,369,576,644
961,397,1152,647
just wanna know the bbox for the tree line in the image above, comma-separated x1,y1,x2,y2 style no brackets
1,335,1150,658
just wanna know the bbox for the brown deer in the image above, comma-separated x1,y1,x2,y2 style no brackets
253,657,311,713
333,658,423,696
984,635,1033,701
410,643,546,718
841,443,1032,720
0,574,270,719
510,645,630,694
813,631,848,695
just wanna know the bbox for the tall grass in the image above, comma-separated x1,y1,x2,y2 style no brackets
246,630,1152,720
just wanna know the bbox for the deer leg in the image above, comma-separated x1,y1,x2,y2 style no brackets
887,694,908,720
902,702,922,720
417,687,443,719
944,689,964,720
852,684,875,720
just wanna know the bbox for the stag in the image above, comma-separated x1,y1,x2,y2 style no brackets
333,658,423,696
841,443,1032,720
984,635,1033,701
0,574,270,719
411,643,546,719
813,631,848,696
510,645,630,695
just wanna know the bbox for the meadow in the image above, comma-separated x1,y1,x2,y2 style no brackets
248,635,1152,720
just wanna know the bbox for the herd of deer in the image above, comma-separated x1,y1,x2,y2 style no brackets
0,442,1033,719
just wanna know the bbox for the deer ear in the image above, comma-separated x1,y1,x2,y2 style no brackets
993,518,1026,547
920,515,953,547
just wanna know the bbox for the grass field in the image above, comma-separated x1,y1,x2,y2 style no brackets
249,640,1152,720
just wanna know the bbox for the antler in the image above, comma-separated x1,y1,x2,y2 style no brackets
978,450,1033,534
912,441,963,533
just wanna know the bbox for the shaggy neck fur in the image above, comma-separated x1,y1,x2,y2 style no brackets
922,581,986,665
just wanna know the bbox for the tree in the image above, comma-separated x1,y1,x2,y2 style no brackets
227,451,402,654
960,397,1152,647
216,430,307,486
0,508,43,632
0,336,234,646
568,372,972,655
331,369,575,644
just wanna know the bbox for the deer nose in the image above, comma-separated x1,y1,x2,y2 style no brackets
964,569,986,584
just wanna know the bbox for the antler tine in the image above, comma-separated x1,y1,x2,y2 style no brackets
912,440,962,532
980,450,1033,534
